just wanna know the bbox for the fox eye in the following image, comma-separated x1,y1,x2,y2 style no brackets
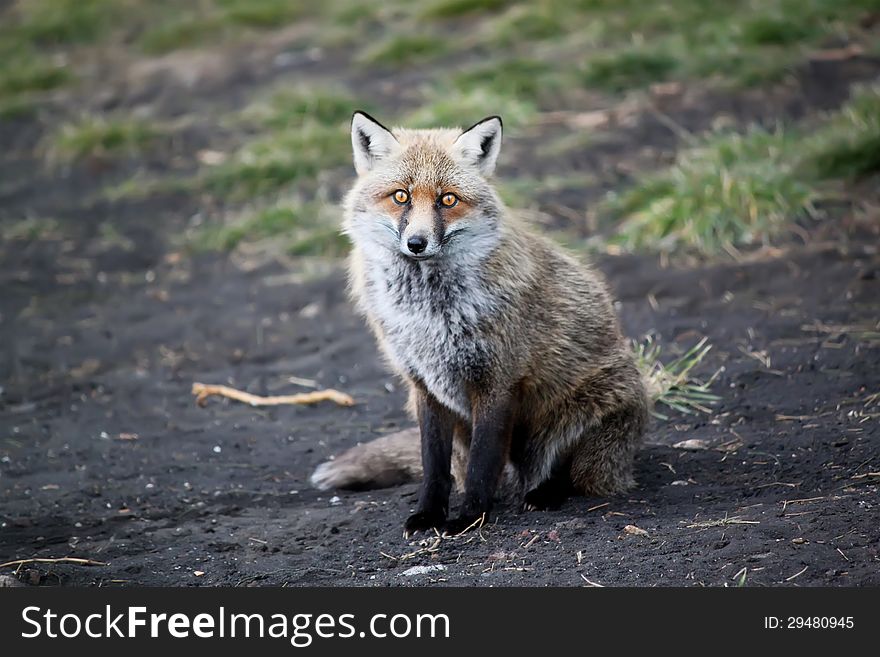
392,189,409,205
439,193,458,208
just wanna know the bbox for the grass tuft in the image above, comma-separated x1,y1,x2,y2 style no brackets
803,85,880,179
606,84,880,254
420,0,511,19
634,336,721,419
13,0,118,46
216,0,308,28
0,55,71,95
241,87,357,130
48,115,161,163
452,57,557,98
204,126,349,200
739,15,817,46
360,34,449,66
406,87,536,128
198,201,348,256
607,127,812,253
583,49,679,93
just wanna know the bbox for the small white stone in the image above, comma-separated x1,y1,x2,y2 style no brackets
401,564,446,577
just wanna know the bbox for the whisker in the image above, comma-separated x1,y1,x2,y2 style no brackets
442,227,468,245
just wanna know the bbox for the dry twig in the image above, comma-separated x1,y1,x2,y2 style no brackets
192,382,354,408
0,557,107,569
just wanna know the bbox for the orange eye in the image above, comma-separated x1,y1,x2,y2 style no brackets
440,193,458,208
392,189,409,205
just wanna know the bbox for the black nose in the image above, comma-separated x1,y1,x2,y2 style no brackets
407,236,428,254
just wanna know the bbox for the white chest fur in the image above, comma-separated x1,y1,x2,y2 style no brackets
359,255,497,419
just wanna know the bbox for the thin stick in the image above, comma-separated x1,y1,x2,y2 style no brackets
580,574,605,587
192,383,354,408
785,566,808,582
0,557,107,569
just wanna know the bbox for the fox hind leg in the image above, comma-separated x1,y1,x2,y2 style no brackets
522,455,574,511
569,404,646,498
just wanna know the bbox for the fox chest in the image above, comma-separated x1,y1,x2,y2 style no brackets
364,264,495,418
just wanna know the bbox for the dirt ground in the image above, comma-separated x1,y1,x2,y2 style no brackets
1,45,879,586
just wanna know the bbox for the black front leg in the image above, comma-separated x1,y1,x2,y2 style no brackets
444,393,513,535
404,390,456,538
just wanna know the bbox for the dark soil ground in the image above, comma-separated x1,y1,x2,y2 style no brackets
1,49,878,587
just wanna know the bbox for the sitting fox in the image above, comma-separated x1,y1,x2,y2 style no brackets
311,111,648,537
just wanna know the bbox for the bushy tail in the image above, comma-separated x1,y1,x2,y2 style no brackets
310,428,423,491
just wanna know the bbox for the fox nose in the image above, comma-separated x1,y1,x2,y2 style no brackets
406,235,428,255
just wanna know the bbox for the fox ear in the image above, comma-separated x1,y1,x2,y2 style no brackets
453,116,503,176
351,111,398,175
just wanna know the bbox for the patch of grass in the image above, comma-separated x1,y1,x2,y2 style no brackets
199,202,348,256
583,48,679,93
634,336,721,419
49,115,161,163
606,126,813,253
420,0,511,19
487,3,570,46
606,84,880,255
452,57,558,99
12,0,119,46
204,125,349,200
739,15,818,46
0,54,72,95
0,95,39,120
406,87,536,128
216,0,309,28
241,87,357,130
360,34,449,66
139,14,227,54
804,85,880,179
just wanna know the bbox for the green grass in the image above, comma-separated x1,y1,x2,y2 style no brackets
582,48,679,92
0,52,72,95
216,0,309,27
49,116,161,163
0,95,39,120
606,126,813,253
804,85,880,179
204,125,349,200
360,34,450,66
634,336,721,419
139,14,227,54
205,87,357,201
406,87,536,128
420,0,511,19
739,15,819,46
240,87,357,130
605,85,880,254
453,57,558,98
139,0,313,54
12,0,120,46
199,202,348,256
487,4,570,46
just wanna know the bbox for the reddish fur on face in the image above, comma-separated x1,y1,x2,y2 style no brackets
376,185,471,227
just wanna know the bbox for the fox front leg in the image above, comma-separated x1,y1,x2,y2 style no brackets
444,393,513,535
404,390,456,538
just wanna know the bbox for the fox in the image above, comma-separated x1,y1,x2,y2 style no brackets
311,111,648,537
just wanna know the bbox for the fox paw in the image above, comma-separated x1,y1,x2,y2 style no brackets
403,511,445,539
522,486,568,511
443,513,486,536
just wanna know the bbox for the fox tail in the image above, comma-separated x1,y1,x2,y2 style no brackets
310,428,423,491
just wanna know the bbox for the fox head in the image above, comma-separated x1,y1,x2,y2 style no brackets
343,111,504,263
